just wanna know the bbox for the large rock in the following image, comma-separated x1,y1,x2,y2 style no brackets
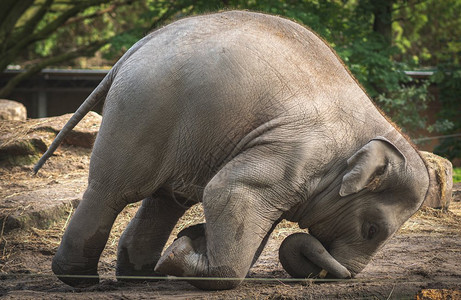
0,180,85,233
0,111,101,165
0,111,99,233
420,151,453,210
0,99,27,121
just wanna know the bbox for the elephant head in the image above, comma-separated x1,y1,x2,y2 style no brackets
280,137,429,279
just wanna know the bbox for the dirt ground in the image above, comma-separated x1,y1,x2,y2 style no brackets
1,145,460,299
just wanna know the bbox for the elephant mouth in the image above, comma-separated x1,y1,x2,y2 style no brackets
278,233,351,279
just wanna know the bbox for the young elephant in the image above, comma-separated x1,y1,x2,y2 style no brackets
35,11,429,290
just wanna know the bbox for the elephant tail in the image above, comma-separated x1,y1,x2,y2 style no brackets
33,34,153,174
33,73,112,174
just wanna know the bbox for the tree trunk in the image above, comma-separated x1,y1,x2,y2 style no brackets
371,0,394,46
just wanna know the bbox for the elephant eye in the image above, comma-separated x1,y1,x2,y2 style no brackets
375,164,387,176
367,224,378,240
362,222,379,240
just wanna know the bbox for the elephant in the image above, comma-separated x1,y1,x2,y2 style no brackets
34,11,430,290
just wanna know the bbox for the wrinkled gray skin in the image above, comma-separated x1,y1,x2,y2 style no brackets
34,11,430,290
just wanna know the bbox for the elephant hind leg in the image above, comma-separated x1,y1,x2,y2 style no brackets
116,189,194,281
52,182,127,287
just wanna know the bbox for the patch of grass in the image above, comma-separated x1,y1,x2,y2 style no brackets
454,168,461,183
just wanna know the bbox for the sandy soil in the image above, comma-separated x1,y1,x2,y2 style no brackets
1,145,460,299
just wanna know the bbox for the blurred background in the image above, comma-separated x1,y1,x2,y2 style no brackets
0,0,460,167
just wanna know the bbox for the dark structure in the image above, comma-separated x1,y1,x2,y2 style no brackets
0,69,108,118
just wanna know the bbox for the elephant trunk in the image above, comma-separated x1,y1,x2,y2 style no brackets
279,232,351,279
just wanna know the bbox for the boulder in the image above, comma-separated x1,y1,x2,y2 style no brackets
0,111,99,233
420,151,453,210
0,99,27,121
0,180,85,233
0,111,101,165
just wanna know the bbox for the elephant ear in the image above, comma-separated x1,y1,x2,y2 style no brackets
339,137,406,197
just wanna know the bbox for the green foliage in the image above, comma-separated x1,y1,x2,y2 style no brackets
453,168,461,183
377,79,433,132
33,5,114,59
2,0,460,159
391,0,461,160
393,0,461,66
330,3,435,136
431,64,461,160
228,0,353,42
335,35,404,97
0,0,135,97
339,40,434,135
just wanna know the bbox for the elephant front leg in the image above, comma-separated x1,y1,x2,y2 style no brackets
155,189,280,290
116,189,192,280
155,156,284,290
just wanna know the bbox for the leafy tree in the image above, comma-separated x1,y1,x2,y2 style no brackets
393,0,461,66
0,0,138,98
430,65,461,160
391,0,460,158
0,0,232,99
2,0,459,156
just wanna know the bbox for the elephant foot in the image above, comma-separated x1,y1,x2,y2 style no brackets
154,236,200,277
155,226,241,290
155,224,207,277
52,256,99,288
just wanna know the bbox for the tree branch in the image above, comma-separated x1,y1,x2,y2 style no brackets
0,0,21,22
65,4,117,25
0,0,34,31
64,0,132,26
7,0,54,49
32,0,108,41
1,0,109,71
0,0,34,45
